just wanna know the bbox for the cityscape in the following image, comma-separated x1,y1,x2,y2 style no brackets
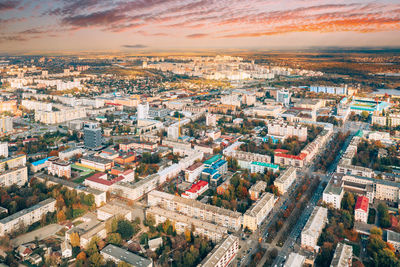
1,1,400,267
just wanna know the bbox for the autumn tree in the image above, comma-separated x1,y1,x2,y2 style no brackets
70,232,80,247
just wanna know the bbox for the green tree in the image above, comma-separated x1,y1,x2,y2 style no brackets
88,252,103,266
106,233,122,246
117,220,134,239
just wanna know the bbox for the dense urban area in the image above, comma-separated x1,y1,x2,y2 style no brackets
0,53,399,267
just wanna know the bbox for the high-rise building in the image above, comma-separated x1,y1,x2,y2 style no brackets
0,117,13,134
0,142,8,158
137,102,149,120
84,122,103,150
276,89,291,107
206,113,217,127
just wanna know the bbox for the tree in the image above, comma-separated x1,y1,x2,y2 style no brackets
70,232,80,247
57,210,66,222
184,229,191,242
118,262,132,267
76,251,86,261
88,252,103,266
107,233,122,246
117,220,134,239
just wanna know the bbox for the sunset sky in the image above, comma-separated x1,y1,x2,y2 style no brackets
1,0,400,53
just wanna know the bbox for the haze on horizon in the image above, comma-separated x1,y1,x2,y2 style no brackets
1,0,400,53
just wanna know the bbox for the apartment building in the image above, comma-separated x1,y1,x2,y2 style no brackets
119,140,158,152
249,181,267,200
323,174,344,209
146,206,227,242
0,116,13,134
206,113,217,127
84,173,123,192
274,153,306,168
35,107,87,124
354,196,369,223
301,206,328,251
0,166,28,187
243,193,275,231
47,157,71,179
21,99,52,112
184,162,204,183
79,155,113,172
0,198,56,236
0,142,8,158
148,190,242,231
250,161,279,174
267,120,308,142
0,154,26,172
274,167,296,195
198,235,239,267
97,203,132,221
330,243,353,267
223,142,271,169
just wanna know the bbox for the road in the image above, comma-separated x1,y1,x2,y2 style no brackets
11,224,63,247
268,122,359,267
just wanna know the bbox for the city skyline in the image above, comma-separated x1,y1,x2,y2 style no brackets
1,0,400,53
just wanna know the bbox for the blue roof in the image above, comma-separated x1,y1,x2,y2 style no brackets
210,173,222,181
32,157,50,166
202,168,218,175
211,159,227,169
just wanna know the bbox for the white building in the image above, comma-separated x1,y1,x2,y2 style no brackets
0,142,8,158
61,241,72,258
284,253,306,267
267,119,308,142
243,193,275,231
184,162,204,183
274,167,296,195
323,175,344,209
0,116,13,134
198,235,239,267
301,206,328,251
330,243,352,267
206,113,217,127
35,107,87,124
137,102,149,120
0,166,28,187
0,198,56,236
387,230,400,252
354,196,369,223
21,100,52,112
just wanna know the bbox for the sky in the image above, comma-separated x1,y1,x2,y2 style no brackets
1,0,400,53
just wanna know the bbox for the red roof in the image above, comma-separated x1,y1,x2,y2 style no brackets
86,173,123,186
275,153,307,160
186,180,208,194
355,196,369,212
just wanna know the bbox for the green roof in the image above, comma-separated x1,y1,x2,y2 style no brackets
355,130,363,137
251,161,279,169
204,154,222,165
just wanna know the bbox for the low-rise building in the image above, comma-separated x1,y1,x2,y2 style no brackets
198,235,239,267
101,244,152,267
250,161,279,174
0,154,26,172
243,193,275,231
274,167,296,195
301,206,328,251
146,206,227,242
97,203,132,221
0,198,56,236
284,253,306,267
79,155,114,172
181,180,209,199
249,181,267,201
354,196,369,223
387,230,400,252
0,166,28,187
330,243,352,267
47,157,71,179
58,147,83,161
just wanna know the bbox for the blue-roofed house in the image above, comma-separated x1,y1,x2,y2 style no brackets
31,157,52,172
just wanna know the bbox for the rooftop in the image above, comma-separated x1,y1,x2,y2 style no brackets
101,244,152,267
250,161,279,169
330,243,353,267
355,196,369,212
204,154,222,165
245,192,274,217
198,235,238,267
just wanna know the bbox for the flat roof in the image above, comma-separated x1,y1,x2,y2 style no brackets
198,235,238,267
0,198,55,224
250,161,279,169
101,244,152,267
